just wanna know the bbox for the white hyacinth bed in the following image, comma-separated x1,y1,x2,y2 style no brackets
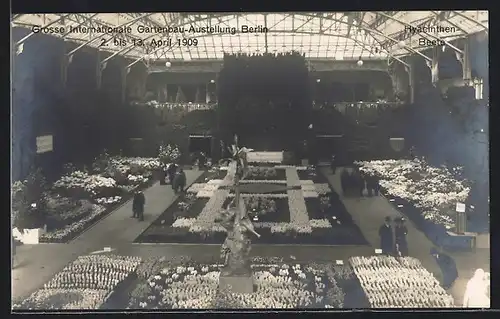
13,255,142,310
349,256,455,308
355,159,470,230
129,258,358,309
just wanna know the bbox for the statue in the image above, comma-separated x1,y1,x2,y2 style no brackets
215,135,261,291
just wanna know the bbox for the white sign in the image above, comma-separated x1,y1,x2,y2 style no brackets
36,135,53,154
456,202,466,213
375,249,382,254
247,151,283,163
336,260,344,265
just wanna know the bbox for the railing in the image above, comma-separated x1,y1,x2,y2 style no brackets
313,101,404,111
131,101,216,112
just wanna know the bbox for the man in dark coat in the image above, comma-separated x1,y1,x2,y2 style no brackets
340,169,349,196
173,168,187,193
430,247,458,290
166,163,177,187
198,152,207,169
379,216,394,255
373,175,381,196
356,170,365,197
132,191,146,221
366,174,374,196
394,217,408,256
330,155,337,174
160,164,167,185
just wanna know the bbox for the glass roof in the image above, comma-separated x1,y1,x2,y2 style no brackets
12,12,488,63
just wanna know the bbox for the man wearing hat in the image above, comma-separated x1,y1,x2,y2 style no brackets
378,216,394,255
394,217,408,256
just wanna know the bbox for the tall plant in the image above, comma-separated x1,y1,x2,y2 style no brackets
158,143,181,165
11,167,48,230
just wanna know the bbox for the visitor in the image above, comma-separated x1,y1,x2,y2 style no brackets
430,247,458,290
340,169,349,196
366,174,374,196
198,152,207,169
394,217,408,256
159,164,167,185
378,216,393,255
357,170,365,197
463,269,490,307
409,145,416,159
351,168,363,197
373,175,381,196
132,190,146,221
330,154,337,174
167,163,177,187
173,168,187,193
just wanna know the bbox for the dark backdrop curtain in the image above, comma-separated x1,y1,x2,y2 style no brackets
217,52,312,152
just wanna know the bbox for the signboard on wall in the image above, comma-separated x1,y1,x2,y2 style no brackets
36,135,53,154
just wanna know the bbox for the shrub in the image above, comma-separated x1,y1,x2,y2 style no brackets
11,168,48,230
92,150,112,174
136,257,167,280
158,144,181,165
325,279,345,308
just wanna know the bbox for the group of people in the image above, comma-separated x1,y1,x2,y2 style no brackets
378,216,409,257
162,163,187,193
132,163,187,221
339,167,381,197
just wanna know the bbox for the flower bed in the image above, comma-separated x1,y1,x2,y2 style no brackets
13,255,142,310
136,165,367,245
34,156,161,243
40,204,106,242
349,256,455,308
355,159,470,231
245,167,286,180
126,262,356,309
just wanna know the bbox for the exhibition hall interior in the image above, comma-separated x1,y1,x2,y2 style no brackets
11,11,489,310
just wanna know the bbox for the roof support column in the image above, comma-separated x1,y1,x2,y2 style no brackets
121,66,131,104
96,50,106,89
61,45,73,89
428,46,440,85
457,40,472,83
403,65,414,104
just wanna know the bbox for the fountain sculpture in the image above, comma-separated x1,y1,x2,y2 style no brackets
216,135,260,293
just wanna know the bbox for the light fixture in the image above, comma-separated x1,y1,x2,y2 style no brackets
165,61,171,67
210,79,215,83
316,79,321,83
357,59,363,66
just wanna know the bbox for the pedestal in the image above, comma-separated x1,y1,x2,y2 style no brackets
456,211,466,234
445,231,476,249
218,275,255,294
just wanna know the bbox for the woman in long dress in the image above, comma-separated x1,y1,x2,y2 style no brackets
463,269,490,308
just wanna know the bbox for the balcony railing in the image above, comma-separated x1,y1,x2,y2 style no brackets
131,101,216,112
